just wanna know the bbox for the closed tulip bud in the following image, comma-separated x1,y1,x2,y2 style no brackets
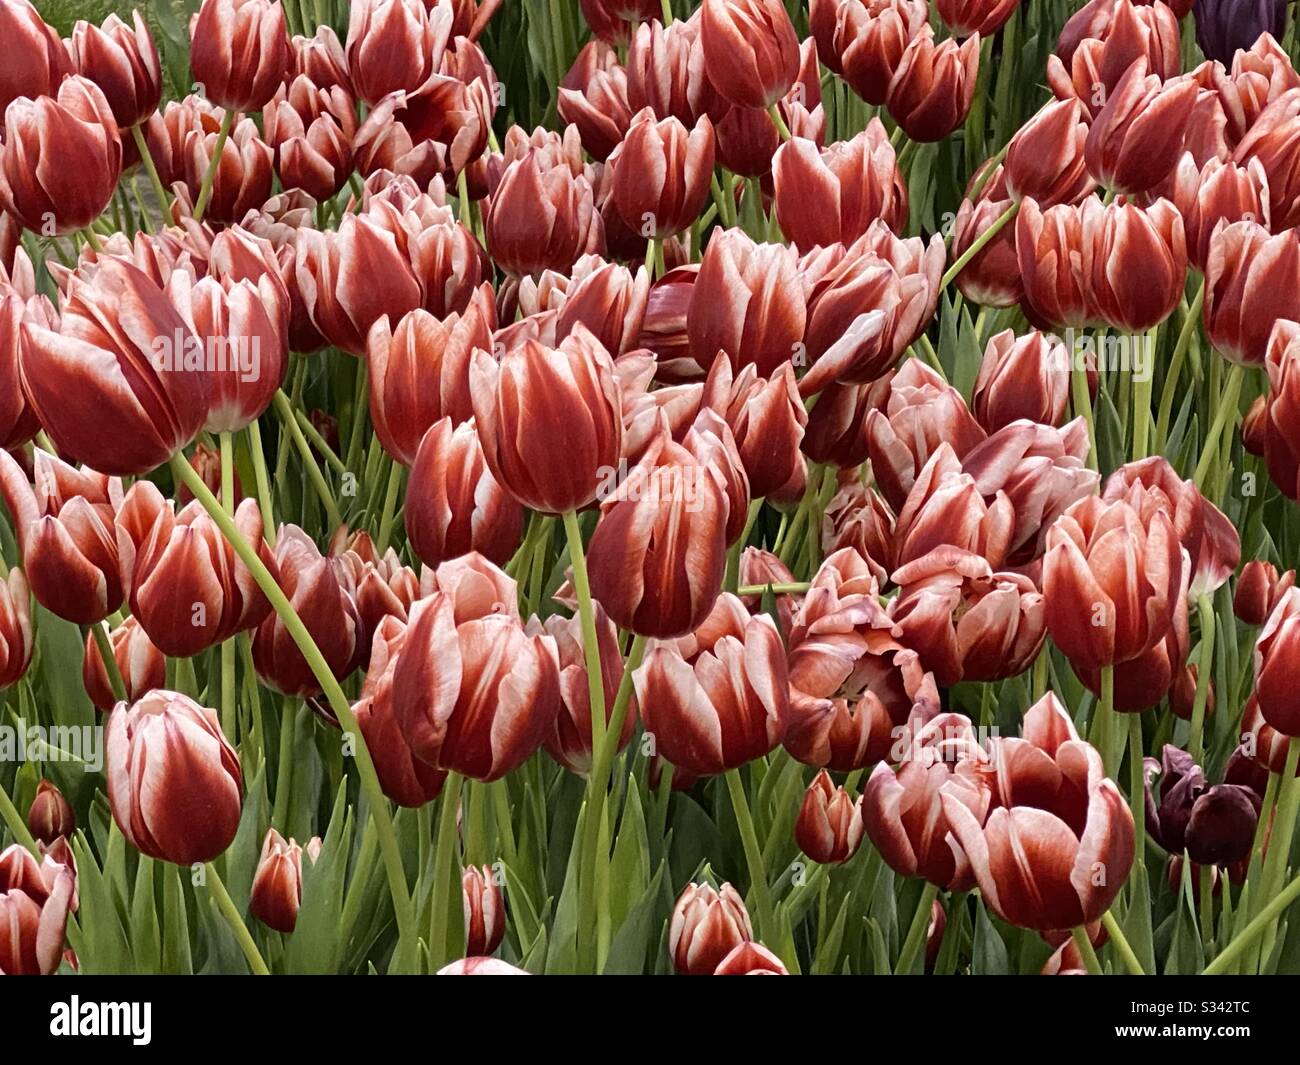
347,0,452,105
82,616,164,713
773,123,908,253
580,0,661,45
190,0,291,111
610,109,714,240
938,0,1019,37
1255,587,1300,736
368,287,495,465
699,0,800,110
180,114,274,225
625,17,696,122
178,441,243,507
702,355,806,499
295,214,423,356
69,11,163,130
886,28,980,143
1004,98,1096,207
1015,197,1094,329
405,417,523,568
471,326,622,514
263,75,357,202
688,229,806,377
26,780,74,846
0,842,75,976
1042,495,1184,670
1235,560,1293,626
250,829,319,933
802,377,890,470
0,0,71,121
0,449,125,625
971,329,1071,433
831,0,928,106
1204,220,1300,365
462,864,505,956
0,76,121,236
485,148,604,277
943,693,1134,930
795,770,865,864
1194,0,1285,64
0,569,31,689
292,25,352,93
353,616,448,807
1085,64,1198,194
863,359,986,512
670,881,752,975
713,940,788,974
952,187,1023,309
1048,0,1181,115
891,547,1046,685
392,590,560,780
253,525,361,696
1170,663,1213,721
1171,155,1270,272
106,690,243,865
634,591,788,773
893,445,1015,570
558,44,633,162
1085,198,1187,333
0,273,43,451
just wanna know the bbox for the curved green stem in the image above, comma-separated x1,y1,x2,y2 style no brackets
206,861,270,975
1072,924,1104,975
129,122,170,225
428,771,464,971
1154,281,1205,451
272,390,342,530
1192,363,1245,488
724,768,780,958
89,621,127,705
940,201,1018,290
1203,866,1300,975
1100,910,1147,975
192,109,234,223
245,420,276,548
375,459,403,553
1187,596,1215,763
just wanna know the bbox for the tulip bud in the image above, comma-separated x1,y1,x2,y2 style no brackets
292,24,352,92
1084,63,1198,194
893,445,1015,570
1194,0,1285,63
1146,745,1261,867
346,0,452,105
545,255,651,358
1085,198,1187,333
559,45,632,164
713,940,788,974
971,329,1071,433
69,11,163,130
702,355,806,499
250,828,319,933
106,690,244,865
263,75,358,202
1235,560,1293,626
802,378,889,470
580,0,661,46
0,569,31,689
951,185,1023,308
82,617,165,713
462,864,505,956
1231,81,1300,230
886,28,980,143
1170,663,1214,722
669,881,752,975
1171,154,1270,272
795,770,864,864
26,780,74,846
699,0,800,110
1004,98,1095,207
485,148,605,277
824,0,929,106
821,479,895,580
938,0,1019,37
0,76,121,236
0,842,75,975
180,113,275,225
610,109,715,240
190,0,291,112
1015,197,1094,329
1204,220,1300,365
1048,0,1181,115
0,0,71,120
1255,587,1300,736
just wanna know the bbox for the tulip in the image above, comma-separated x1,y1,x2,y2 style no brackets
699,0,800,110
636,265,698,379
462,864,505,956
0,843,75,975
821,479,895,581
702,356,806,499
861,713,991,889
541,255,650,358
1047,0,1181,115
1254,586,1300,736
1262,319,1300,499
971,329,1071,433
0,76,121,236
802,377,890,469
253,525,361,696
82,616,165,713
69,11,163,130
353,616,448,807
937,0,1019,37
437,956,529,974
892,446,1015,569
1231,87,1300,230
943,693,1135,930
372,200,489,320
1146,745,1261,867
669,881,752,975
27,780,74,846
0,274,44,450
1194,0,1285,65
891,547,1046,686
370,72,494,186
178,441,243,507
1003,98,1095,207
626,17,697,122
886,28,980,143
951,183,1023,309
1015,197,1094,329
772,123,908,253
1204,220,1300,365
713,940,789,974
0,448,125,625
367,287,495,465
609,109,715,240
688,229,806,377
1171,154,1271,272
190,0,291,111
347,0,452,104
633,591,788,774
180,113,275,225
250,829,319,933
106,690,243,865
292,24,353,93
0,0,70,121
558,43,633,162
485,148,604,277
580,0,662,45
795,770,865,864
0,569,31,689
1085,198,1187,334
1084,64,1198,194
1235,560,1294,626
1042,495,1184,670
263,75,358,202
391,589,560,780
827,0,929,106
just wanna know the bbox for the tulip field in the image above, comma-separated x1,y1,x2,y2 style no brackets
2,0,1300,991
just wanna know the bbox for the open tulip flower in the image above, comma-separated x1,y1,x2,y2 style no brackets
0,0,1295,994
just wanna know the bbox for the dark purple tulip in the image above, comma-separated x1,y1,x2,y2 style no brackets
1145,744,1262,867
1193,0,1285,65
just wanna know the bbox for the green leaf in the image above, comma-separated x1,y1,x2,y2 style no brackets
971,895,1010,975
285,783,352,974
602,860,667,976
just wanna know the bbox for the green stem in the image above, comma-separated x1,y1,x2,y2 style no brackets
206,861,270,975
245,420,277,548
736,582,811,596
272,390,342,530
192,109,235,223
129,122,170,224
429,771,463,970
1203,866,1300,975
1071,925,1104,975
90,621,127,704
767,103,791,141
219,431,237,741
1071,342,1099,472
940,201,1019,290
1130,326,1158,458
0,775,39,855
1100,910,1147,975
1187,595,1215,763
723,768,780,957
1154,281,1205,451
1192,363,1245,488
1128,712,1146,876
293,408,347,475
375,458,403,553
896,881,940,974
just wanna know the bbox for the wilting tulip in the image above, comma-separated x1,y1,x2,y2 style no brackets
609,109,714,240
699,0,800,110
796,770,865,864
0,76,121,236
250,829,319,933
82,617,165,713
669,881,753,975
353,616,448,807
180,113,275,225
1254,587,1300,736
253,525,361,696
1015,197,1095,329
189,0,290,111
26,781,73,846
937,0,1019,37
1002,98,1094,207
971,329,1071,433
1171,155,1270,272
943,693,1135,930
1146,745,1261,867
367,288,495,464
1042,495,1184,670
0,449,125,625
69,11,163,130
391,589,560,780
1085,64,1198,194
462,865,505,956
1204,220,1300,365
0,569,31,689
0,0,70,121
1235,560,1294,626
1085,198,1187,333
1194,0,1285,65
485,149,604,277
106,690,243,865
263,75,357,202
633,591,788,773
0,843,75,976
347,0,451,104
886,28,980,143
713,941,788,974
772,123,908,253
